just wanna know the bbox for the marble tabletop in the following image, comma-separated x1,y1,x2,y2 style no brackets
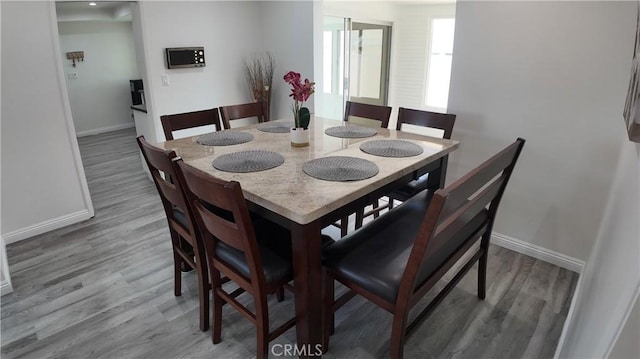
158,116,459,225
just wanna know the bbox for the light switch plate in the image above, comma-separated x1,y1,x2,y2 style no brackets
161,74,170,86
67,72,78,80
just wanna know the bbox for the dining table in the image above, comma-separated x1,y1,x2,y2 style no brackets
157,115,459,358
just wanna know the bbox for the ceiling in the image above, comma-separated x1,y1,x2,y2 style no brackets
55,0,454,23
55,1,132,22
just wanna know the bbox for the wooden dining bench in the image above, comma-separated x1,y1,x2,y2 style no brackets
322,138,525,359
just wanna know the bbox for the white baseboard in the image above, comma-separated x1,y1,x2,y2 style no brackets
3,210,93,245
1,236,13,296
1,280,13,296
491,232,585,273
76,122,135,137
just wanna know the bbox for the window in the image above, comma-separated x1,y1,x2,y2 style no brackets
425,18,455,109
322,29,345,95
323,31,333,93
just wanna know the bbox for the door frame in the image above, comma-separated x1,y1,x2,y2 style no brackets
348,21,392,107
49,2,95,219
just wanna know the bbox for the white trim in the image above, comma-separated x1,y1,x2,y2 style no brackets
134,1,161,144
0,2,4,297
1,281,13,296
491,232,585,273
48,2,95,219
3,210,92,245
76,122,135,137
1,236,13,296
553,271,585,359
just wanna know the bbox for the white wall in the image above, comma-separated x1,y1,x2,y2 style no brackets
447,1,635,262
130,3,155,144
134,1,317,142
260,1,315,120
0,1,8,296
556,140,639,358
1,1,93,243
58,21,139,136
609,295,640,359
136,1,263,142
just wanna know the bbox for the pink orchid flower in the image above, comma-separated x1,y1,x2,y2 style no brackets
283,70,315,128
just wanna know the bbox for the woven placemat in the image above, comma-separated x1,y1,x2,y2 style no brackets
196,131,254,146
256,121,294,133
324,125,378,138
212,150,285,173
359,140,424,158
303,156,379,182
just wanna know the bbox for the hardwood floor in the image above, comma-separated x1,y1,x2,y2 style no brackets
1,128,578,358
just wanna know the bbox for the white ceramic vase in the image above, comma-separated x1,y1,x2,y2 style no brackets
290,128,310,147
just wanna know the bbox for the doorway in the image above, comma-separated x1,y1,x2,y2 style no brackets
55,1,140,138
53,1,144,212
321,16,392,120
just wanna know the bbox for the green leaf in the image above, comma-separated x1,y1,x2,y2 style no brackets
299,107,311,129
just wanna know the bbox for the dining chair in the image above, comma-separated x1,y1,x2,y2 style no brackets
343,100,392,129
177,161,302,358
322,138,525,359
219,102,267,130
355,107,457,229
136,136,210,332
160,108,222,140
333,101,393,236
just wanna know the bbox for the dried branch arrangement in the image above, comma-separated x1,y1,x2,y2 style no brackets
245,52,276,119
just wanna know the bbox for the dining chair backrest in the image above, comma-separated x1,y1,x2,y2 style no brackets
178,161,266,286
358,108,457,226
396,107,456,140
160,108,222,140
137,136,190,218
399,138,525,303
220,102,267,130
344,101,392,129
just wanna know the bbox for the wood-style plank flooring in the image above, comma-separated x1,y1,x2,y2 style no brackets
1,128,578,358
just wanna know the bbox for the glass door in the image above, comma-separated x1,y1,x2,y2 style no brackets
320,18,391,119
348,22,391,107
320,16,351,120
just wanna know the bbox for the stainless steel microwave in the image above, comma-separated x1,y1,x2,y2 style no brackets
165,47,205,69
